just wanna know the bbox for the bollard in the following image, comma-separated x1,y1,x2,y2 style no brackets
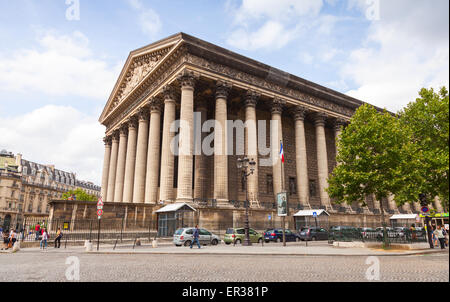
152,239,158,248
85,241,93,252
12,241,20,253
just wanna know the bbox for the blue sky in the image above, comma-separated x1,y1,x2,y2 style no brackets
0,0,448,185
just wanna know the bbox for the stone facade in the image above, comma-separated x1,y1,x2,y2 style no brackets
97,33,424,230
0,149,101,229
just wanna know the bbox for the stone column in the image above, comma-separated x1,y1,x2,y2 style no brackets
314,113,332,210
132,108,150,204
101,136,112,200
122,117,138,203
214,81,231,203
194,99,207,200
271,98,285,196
176,70,196,202
106,130,119,202
114,124,128,202
434,197,444,212
244,91,259,203
159,85,177,202
387,194,398,213
294,106,310,208
145,98,162,203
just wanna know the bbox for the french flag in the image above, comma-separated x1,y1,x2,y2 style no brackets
279,141,285,163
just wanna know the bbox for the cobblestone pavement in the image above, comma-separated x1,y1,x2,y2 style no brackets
0,249,448,282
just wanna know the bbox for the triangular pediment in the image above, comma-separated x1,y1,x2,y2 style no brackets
99,33,184,124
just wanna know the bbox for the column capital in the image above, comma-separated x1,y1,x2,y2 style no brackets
333,118,347,131
244,90,260,108
137,107,150,122
111,130,120,142
216,80,232,99
162,85,177,102
103,136,112,146
313,112,328,126
177,70,198,90
127,116,138,129
148,97,162,113
119,123,128,136
271,98,286,115
293,106,308,121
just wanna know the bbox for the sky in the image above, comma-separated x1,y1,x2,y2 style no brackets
0,0,448,186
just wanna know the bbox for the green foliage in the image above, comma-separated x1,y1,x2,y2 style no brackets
327,87,449,210
327,104,406,205
62,188,97,202
395,87,449,209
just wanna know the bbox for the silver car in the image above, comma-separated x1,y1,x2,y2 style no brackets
173,227,220,247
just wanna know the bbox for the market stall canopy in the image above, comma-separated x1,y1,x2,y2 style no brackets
389,214,418,220
155,203,196,213
293,209,330,217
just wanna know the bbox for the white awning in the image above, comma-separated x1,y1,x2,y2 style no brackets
390,214,419,220
155,203,196,213
293,209,330,217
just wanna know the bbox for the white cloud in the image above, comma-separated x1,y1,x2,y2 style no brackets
341,0,449,112
0,105,105,185
128,0,162,38
226,0,324,51
0,30,120,100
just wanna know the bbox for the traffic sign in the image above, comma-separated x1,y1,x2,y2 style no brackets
97,209,103,217
97,198,104,207
312,211,317,218
268,215,271,221
421,206,429,213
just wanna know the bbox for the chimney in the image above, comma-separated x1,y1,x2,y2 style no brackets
16,153,23,173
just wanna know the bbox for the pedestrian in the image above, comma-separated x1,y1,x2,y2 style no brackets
54,228,63,248
35,222,41,241
40,228,48,250
190,225,201,249
445,225,449,247
431,225,439,247
8,229,17,249
433,225,446,249
410,224,417,241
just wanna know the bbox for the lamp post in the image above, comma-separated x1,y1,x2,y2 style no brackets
237,157,256,246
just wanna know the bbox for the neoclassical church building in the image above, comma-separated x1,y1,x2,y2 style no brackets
99,33,431,232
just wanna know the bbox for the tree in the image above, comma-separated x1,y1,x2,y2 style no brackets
327,104,406,247
395,87,449,211
327,104,405,205
62,188,97,202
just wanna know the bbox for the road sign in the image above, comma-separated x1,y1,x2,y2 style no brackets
268,215,271,221
97,198,104,207
421,206,429,213
312,211,317,218
97,208,103,217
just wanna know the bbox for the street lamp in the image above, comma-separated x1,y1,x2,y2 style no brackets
237,157,256,246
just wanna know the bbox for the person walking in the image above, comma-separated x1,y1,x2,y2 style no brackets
410,224,417,241
433,225,446,249
40,228,48,250
190,225,201,249
8,229,16,249
54,228,63,248
35,222,41,241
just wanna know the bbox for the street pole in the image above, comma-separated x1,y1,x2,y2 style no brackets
244,172,252,246
97,217,101,251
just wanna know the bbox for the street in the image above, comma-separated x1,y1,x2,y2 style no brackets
0,249,448,282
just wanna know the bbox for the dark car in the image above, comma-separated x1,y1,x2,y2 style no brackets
298,227,329,241
329,226,362,240
264,228,300,243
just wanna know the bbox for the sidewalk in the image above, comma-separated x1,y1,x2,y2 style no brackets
6,241,448,257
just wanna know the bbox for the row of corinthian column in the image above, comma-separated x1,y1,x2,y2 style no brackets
100,70,352,209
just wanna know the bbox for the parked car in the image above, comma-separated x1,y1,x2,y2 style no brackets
298,227,329,241
374,227,403,240
173,227,221,247
223,228,263,245
264,228,300,243
360,227,375,239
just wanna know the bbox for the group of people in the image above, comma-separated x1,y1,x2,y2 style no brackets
432,225,448,249
34,222,63,249
0,228,17,250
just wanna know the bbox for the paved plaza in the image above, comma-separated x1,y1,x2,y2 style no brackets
1,242,448,282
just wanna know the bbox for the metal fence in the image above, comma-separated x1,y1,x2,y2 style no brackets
328,229,428,244
17,217,157,244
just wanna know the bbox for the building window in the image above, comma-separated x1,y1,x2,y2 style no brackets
28,203,33,212
289,177,296,195
266,174,273,194
309,180,317,197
